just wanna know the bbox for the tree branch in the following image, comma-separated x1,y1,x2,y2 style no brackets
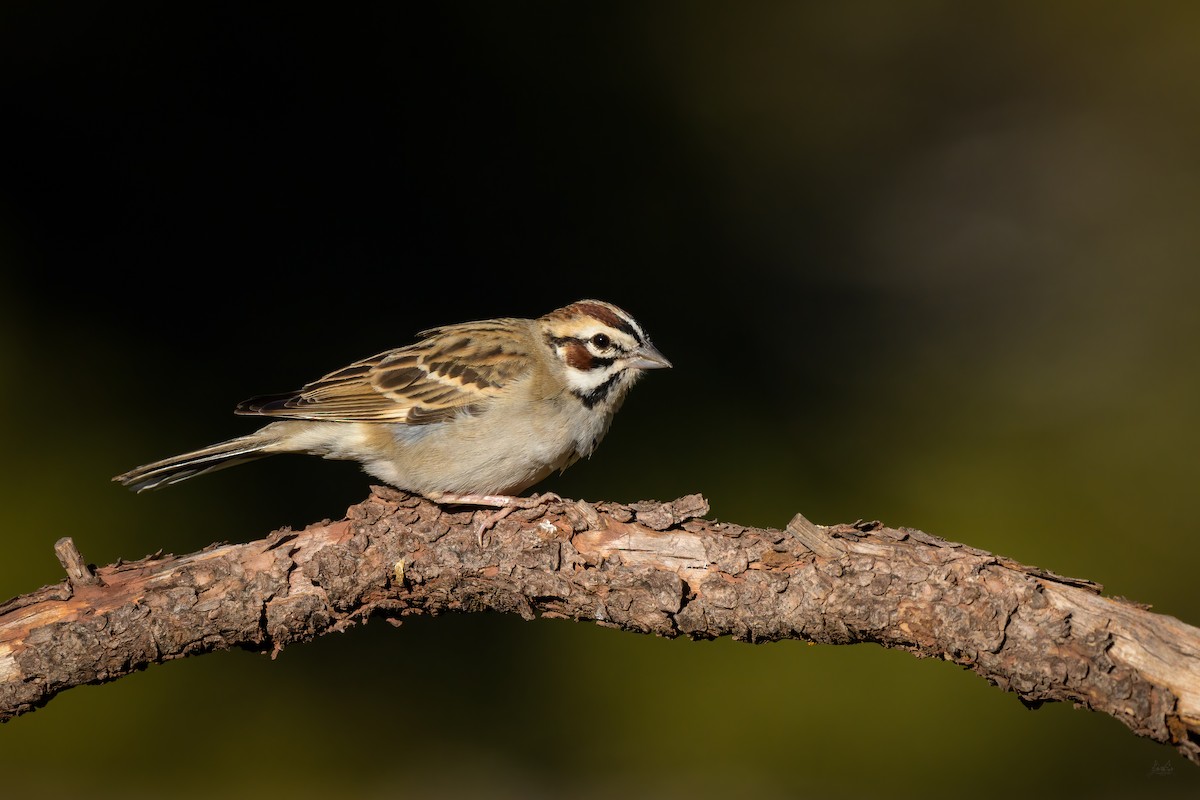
2,489,1198,763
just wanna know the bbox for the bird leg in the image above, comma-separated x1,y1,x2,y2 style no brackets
426,492,563,545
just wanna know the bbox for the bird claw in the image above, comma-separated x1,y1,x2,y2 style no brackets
427,492,563,545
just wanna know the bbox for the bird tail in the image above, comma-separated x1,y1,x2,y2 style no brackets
113,430,278,493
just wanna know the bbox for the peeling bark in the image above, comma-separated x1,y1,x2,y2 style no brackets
2,489,1198,764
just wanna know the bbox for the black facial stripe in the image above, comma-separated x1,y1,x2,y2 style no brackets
547,334,623,370
594,319,642,346
613,319,640,343
573,372,621,409
569,302,643,344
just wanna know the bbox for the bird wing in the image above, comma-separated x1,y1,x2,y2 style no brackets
234,320,532,424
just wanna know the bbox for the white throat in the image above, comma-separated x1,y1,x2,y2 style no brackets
565,364,620,393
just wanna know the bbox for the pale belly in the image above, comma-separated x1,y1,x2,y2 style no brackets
270,400,611,497
368,417,573,496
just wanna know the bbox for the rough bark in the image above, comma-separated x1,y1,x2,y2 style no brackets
1,489,1198,764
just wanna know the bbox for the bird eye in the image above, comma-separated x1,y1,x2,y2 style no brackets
591,333,611,350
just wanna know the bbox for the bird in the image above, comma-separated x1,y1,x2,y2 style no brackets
114,300,671,536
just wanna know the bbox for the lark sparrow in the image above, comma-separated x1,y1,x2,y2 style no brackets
114,300,671,526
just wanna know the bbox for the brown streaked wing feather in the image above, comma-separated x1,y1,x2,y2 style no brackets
234,320,532,424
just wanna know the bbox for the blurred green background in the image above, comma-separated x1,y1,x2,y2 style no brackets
3,2,1199,797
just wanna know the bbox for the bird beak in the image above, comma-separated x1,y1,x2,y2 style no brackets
629,343,672,370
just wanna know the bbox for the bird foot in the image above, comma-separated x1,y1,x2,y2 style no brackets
427,492,563,545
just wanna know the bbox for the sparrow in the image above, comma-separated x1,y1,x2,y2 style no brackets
114,300,671,535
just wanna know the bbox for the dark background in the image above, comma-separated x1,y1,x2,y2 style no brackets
3,3,1200,797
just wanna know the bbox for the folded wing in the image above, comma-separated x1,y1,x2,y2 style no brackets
235,320,531,425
